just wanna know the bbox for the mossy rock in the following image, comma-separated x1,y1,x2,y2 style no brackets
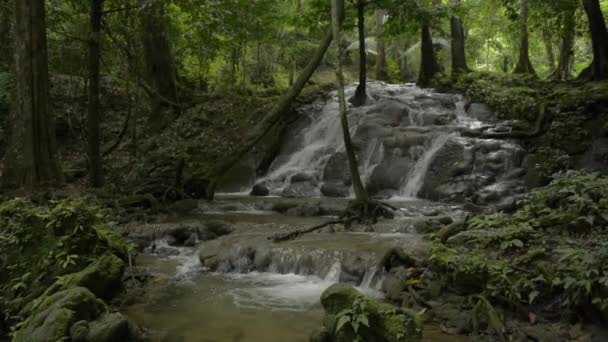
13,287,105,342
319,284,422,342
53,251,125,300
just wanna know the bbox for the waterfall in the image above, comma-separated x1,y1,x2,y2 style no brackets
399,133,457,198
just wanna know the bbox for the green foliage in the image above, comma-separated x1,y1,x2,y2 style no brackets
335,297,370,342
430,171,608,316
0,198,131,322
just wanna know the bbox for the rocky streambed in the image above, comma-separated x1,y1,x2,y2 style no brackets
122,195,472,341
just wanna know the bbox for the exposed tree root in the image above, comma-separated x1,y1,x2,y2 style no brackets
268,199,396,242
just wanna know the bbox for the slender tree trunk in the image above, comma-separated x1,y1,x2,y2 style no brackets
554,5,576,80
513,0,536,75
541,28,556,71
419,23,441,87
87,0,104,187
141,2,180,132
207,28,335,200
352,0,368,106
3,0,62,189
375,10,388,81
332,0,368,203
450,0,469,77
581,0,608,80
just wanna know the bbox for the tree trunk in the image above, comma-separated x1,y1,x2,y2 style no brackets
332,0,369,203
513,0,536,75
375,10,388,81
141,2,180,132
87,0,104,187
450,0,469,77
581,0,608,80
554,5,576,80
0,0,12,70
351,0,368,107
207,28,335,200
2,0,62,189
419,23,441,87
541,28,556,71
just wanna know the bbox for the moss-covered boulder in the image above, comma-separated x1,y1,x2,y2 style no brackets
316,284,422,342
49,251,125,300
12,287,105,342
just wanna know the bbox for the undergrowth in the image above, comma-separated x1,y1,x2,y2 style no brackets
0,197,131,323
430,171,608,319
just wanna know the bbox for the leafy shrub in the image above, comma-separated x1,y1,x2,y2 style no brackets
0,197,131,319
430,171,608,315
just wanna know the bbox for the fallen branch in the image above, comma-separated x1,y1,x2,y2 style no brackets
268,219,348,242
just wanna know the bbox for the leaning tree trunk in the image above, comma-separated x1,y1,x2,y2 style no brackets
332,0,369,204
513,0,536,75
418,23,441,87
2,0,62,189
450,0,469,77
581,0,608,80
375,10,388,81
141,2,180,132
87,0,104,187
351,0,368,107
554,5,576,80
206,28,336,200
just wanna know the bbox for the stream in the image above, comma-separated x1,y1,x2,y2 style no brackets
125,82,527,341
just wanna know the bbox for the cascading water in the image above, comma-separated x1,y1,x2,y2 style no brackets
399,133,458,198
253,81,526,203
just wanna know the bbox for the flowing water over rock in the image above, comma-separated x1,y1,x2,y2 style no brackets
253,82,527,204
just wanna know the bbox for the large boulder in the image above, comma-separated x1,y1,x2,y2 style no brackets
13,287,105,342
52,252,125,300
315,284,422,342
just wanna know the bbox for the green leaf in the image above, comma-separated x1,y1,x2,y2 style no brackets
528,291,540,304
335,315,350,333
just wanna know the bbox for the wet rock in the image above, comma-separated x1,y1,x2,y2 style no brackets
166,225,200,246
323,152,351,184
381,266,411,301
155,246,180,257
281,181,318,197
367,154,411,194
318,284,422,342
381,248,418,271
290,172,316,183
250,182,270,197
320,182,350,198
467,103,496,122
86,313,137,342
413,219,443,234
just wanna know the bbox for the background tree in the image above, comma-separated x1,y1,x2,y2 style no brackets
449,0,469,77
351,0,369,106
3,0,62,189
87,0,105,187
513,0,536,75
581,0,608,80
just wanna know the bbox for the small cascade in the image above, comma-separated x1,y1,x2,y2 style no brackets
400,133,457,198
